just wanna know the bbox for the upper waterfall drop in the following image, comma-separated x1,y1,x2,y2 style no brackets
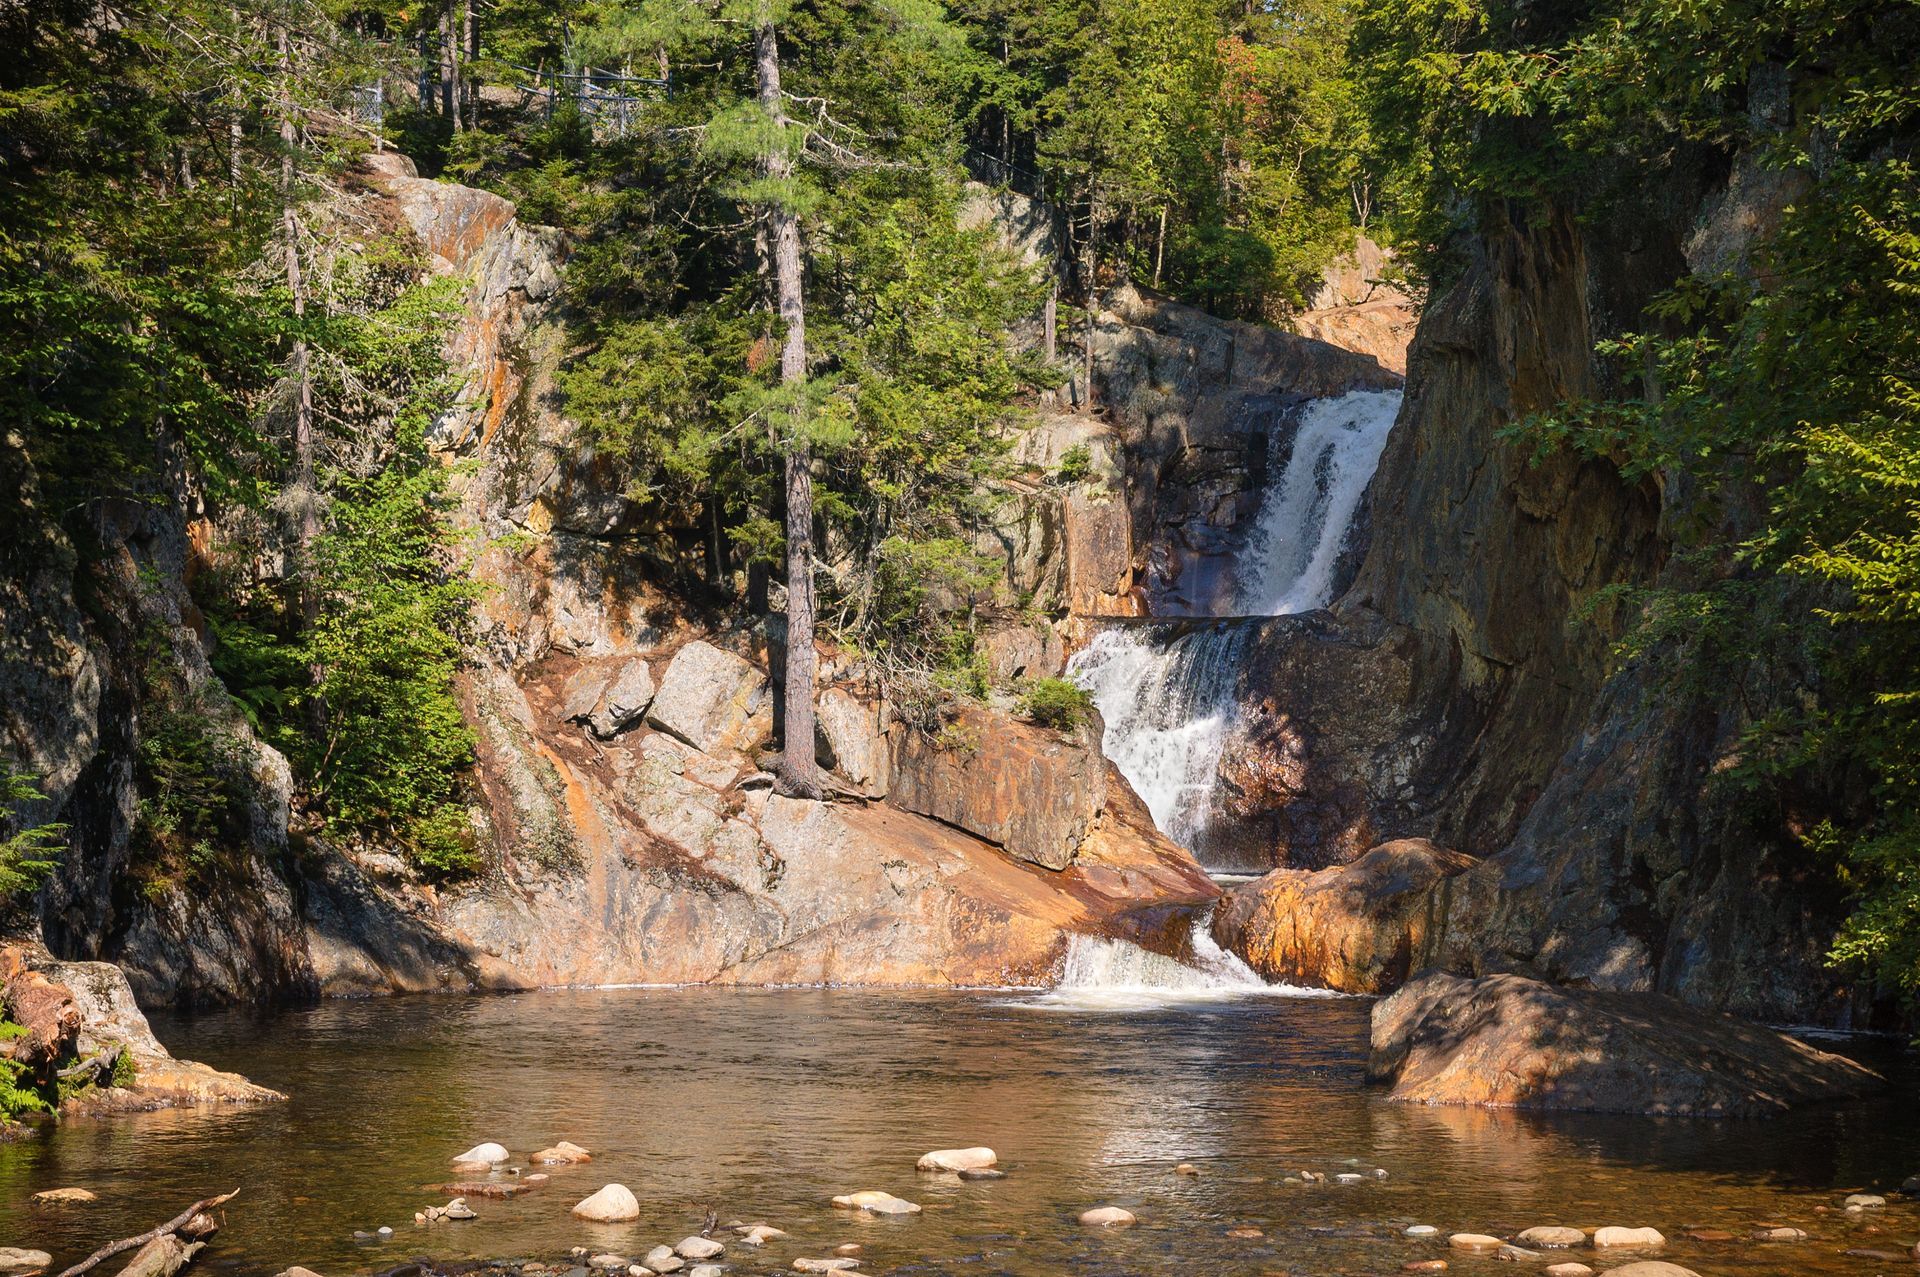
1068,387,1403,863
1232,389,1402,616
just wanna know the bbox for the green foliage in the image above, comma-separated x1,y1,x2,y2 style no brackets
1410,0,1920,999
0,1022,53,1124
1054,443,1094,484
1018,676,1095,732
207,276,481,876
0,765,64,906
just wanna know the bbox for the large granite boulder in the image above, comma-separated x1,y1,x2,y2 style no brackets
646,640,769,755
1212,839,1473,992
1368,971,1883,1116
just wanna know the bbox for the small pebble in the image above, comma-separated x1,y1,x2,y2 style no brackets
1175,1163,1199,1176
835,1244,862,1256
1449,1234,1504,1253
1405,1225,1439,1238
688,1266,722,1277
1752,1226,1807,1241
1226,1227,1264,1239
1845,1193,1886,1208
1403,1263,1448,1274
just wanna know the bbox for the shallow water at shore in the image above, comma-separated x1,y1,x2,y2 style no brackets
2,987,1916,1276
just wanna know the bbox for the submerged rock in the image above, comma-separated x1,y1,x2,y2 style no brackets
31,1186,97,1204
572,1184,642,1222
737,1225,787,1246
1369,972,1883,1115
1594,1266,1699,1277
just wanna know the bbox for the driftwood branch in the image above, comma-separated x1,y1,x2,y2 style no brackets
57,1048,123,1086
55,1190,239,1277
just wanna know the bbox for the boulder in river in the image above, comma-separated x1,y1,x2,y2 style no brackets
832,1190,921,1214
0,1252,53,1275
674,1238,724,1260
573,1183,642,1222
1368,971,1883,1115
1591,1227,1664,1249
31,1186,97,1204
451,1141,510,1167
738,1225,788,1245
1448,1234,1504,1252
1544,1266,1593,1277
1212,840,1474,992
1079,1206,1136,1226
1516,1226,1585,1248
534,1140,593,1164
917,1146,997,1172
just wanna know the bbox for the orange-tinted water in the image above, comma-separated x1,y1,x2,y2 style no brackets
2,988,1914,1275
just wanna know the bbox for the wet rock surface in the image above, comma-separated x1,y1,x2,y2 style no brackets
1212,839,1473,991
1368,971,1884,1115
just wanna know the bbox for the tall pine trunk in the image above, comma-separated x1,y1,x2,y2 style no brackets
755,11,822,798
280,27,323,734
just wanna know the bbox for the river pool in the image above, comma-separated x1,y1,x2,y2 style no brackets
2,986,1915,1276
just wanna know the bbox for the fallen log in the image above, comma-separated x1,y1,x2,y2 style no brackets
54,1190,238,1277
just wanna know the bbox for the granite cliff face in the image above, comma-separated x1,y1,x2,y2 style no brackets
1211,189,1866,1023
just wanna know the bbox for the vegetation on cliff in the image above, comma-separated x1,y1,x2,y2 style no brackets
1354,0,1920,1003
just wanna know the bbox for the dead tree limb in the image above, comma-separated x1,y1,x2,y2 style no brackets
54,1190,239,1277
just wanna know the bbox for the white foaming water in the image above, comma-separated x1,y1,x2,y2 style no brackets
1020,915,1342,1011
1233,388,1402,616
1067,387,1403,861
1069,623,1251,848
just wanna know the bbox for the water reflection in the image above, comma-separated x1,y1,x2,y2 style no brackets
1,989,1913,1277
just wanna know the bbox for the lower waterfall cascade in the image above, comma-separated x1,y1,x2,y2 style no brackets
1070,388,1404,869
1022,912,1342,1010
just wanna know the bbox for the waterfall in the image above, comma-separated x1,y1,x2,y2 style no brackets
1068,388,1402,862
1018,913,1342,1010
1233,390,1402,616
1069,622,1251,848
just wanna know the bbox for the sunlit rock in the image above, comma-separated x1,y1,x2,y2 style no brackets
572,1183,642,1222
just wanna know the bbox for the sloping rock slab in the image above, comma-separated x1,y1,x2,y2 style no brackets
1368,971,1883,1116
21,953,286,1113
1213,840,1473,992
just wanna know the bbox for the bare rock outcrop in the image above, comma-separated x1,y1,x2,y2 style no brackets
890,704,1123,871
1212,839,1473,992
2,948,283,1114
1368,971,1883,1116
